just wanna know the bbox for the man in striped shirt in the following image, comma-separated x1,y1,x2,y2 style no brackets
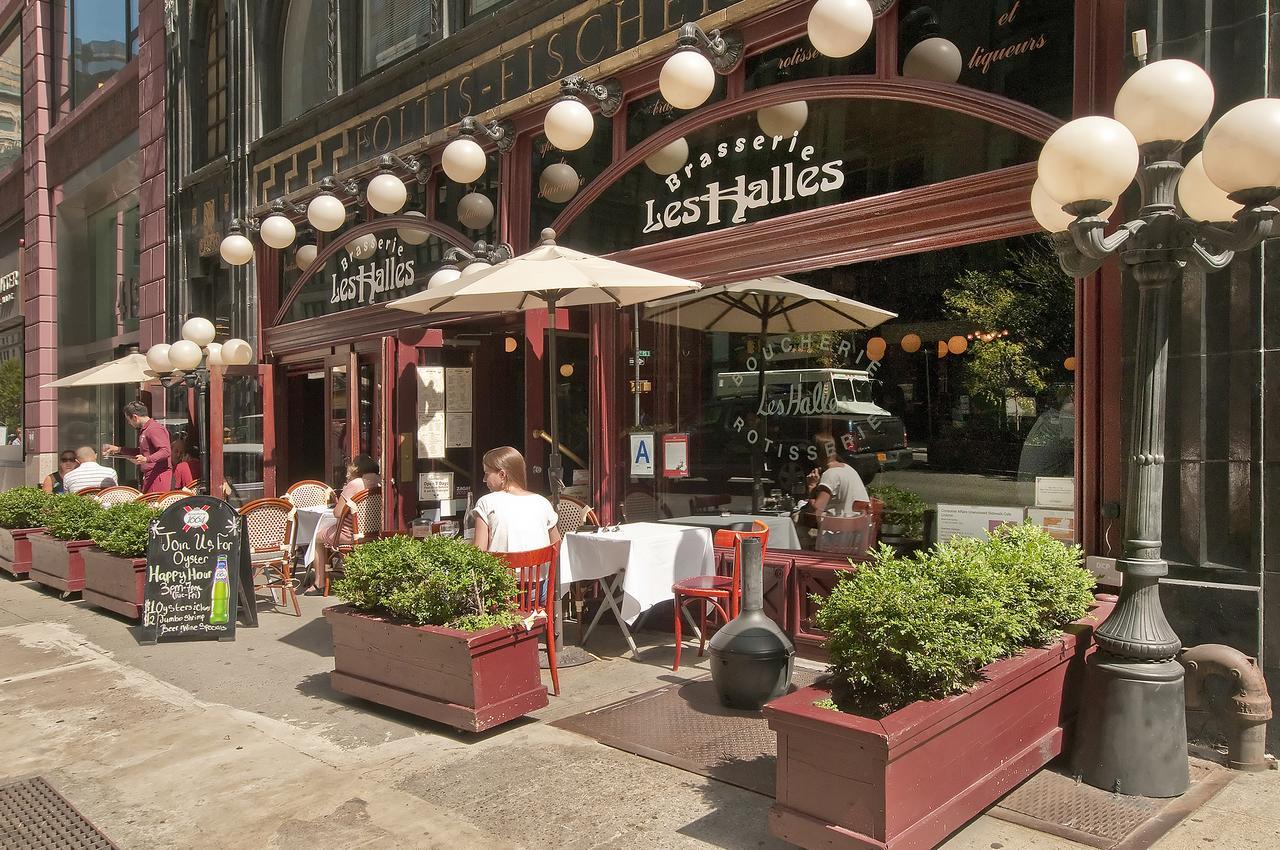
61,447,119,494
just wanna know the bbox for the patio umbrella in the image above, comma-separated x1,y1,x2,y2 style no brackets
388,228,701,500
645,277,896,510
43,352,153,388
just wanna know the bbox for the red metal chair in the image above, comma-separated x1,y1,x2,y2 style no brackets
239,497,300,616
852,497,885,544
498,545,560,697
671,520,769,671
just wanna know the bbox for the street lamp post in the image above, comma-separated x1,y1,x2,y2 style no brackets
145,319,255,497
1035,58,1280,797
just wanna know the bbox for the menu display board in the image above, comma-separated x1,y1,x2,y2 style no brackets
140,497,253,644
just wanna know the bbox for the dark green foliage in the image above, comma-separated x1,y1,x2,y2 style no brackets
0,487,52,529
42,494,105,541
334,535,519,631
867,483,927,539
88,502,160,558
816,522,1095,716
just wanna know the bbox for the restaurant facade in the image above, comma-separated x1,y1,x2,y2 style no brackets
168,0,1280,722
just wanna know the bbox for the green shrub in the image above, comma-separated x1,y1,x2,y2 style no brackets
816,522,1095,716
867,483,927,539
88,502,160,558
42,494,105,541
333,535,519,631
0,487,52,529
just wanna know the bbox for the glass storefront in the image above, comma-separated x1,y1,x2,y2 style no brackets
0,23,19,173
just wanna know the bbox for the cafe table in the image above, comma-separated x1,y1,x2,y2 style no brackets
296,505,334,570
558,521,716,656
658,513,802,551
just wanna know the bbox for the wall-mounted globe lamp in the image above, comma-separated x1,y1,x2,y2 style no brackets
294,243,318,270
807,0,874,59
756,101,809,137
441,116,514,184
366,153,424,214
218,219,257,266
645,138,690,175
457,193,495,230
659,24,742,110
544,76,623,151
307,177,358,232
398,210,432,246
540,162,581,204
900,6,962,83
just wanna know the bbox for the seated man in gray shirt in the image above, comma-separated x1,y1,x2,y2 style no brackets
803,431,869,517
60,446,119,494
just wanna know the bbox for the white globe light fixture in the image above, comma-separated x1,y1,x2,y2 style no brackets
1201,98,1280,194
1178,153,1243,223
219,232,254,266
457,193,495,230
366,172,408,214
1114,59,1215,145
644,138,689,175
660,49,715,110
1037,116,1139,205
442,136,487,184
545,98,595,152
145,344,172,374
428,266,462,289
221,338,254,366
306,193,347,232
181,316,216,347
903,37,963,83
168,340,203,372
807,0,874,59
398,210,431,245
461,260,492,277
540,163,580,204
295,243,318,269
1031,179,1114,234
259,214,297,250
346,233,379,259
756,101,809,137
205,342,224,367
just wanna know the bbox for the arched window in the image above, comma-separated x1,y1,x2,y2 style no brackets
203,0,228,160
280,0,331,124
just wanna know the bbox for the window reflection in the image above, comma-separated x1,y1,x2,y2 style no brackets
281,0,331,123
67,0,132,107
0,26,19,172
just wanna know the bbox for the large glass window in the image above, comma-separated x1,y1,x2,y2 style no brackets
362,0,439,75
203,0,229,161
65,1,136,108
623,236,1077,552
281,0,332,123
0,25,20,173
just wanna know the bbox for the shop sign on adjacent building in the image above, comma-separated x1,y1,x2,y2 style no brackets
0,267,18,323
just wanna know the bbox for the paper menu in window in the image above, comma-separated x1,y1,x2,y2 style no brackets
445,412,472,449
1034,477,1075,509
445,367,473,412
415,367,446,458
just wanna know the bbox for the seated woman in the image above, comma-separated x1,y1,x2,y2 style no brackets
42,450,78,494
305,455,381,594
172,441,203,491
472,446,560,554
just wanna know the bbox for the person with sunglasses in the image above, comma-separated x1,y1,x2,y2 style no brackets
42,451,79,495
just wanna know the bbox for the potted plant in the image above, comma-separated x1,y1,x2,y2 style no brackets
867,483,926,540
324,535,548,733
82,502,159,619
28,494,105,595
0,487,52,578
765,523,1109,850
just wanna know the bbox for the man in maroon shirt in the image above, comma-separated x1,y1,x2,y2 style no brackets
104,401,173,493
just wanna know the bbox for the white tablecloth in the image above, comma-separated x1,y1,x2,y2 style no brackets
559,522,715,624
297,505,336,569
659,513,802,551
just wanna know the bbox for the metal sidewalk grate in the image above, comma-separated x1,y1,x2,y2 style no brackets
0,776,118,850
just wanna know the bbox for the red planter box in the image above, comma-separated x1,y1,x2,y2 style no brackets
0,527,43,577
764,598,1115,850
82,548,148,619
324,605,549,733
28,534,97,594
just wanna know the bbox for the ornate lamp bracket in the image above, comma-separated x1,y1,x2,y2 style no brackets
459,116,516,154
443,240,514,267
559,76,624,118
675,23,743,73
377,153,429,184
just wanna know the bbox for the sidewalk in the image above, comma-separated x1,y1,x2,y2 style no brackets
1,578,1276,849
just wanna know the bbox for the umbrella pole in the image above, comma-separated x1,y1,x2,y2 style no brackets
546,297,564,503
753,318,767,514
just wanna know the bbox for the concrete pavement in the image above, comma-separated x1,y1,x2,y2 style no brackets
1,577,1275,849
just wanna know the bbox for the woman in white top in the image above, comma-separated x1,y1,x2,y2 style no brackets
472,446,561,553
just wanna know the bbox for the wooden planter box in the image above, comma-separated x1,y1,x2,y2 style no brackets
324,604,548,733
0,527,43,577
82,548,147,619
28,534,97,594
765,597,1115,850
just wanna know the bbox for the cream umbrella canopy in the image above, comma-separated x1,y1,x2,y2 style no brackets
43,352,153,388
645,277,896,510
388,228,702,495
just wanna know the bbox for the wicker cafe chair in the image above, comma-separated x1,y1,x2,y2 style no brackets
498,545,560,697
95,485,143,507
555,495,601,642
323,487,383,596
815,513,875,558
688,494,732,516
239,497,300,617
284,479,336,510
138,489,194,509
671,520,769,672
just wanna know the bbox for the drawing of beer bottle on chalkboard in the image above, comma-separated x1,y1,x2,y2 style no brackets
210,555,230,624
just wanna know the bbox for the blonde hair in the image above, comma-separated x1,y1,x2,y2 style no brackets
482,446,528,490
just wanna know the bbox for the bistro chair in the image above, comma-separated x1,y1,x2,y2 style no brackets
815,513,875,558
671,520,769,672
497,545,560,696
622,488,671,523
688,494,732,516
239,497,300,617
284,479,336,510
555,494,599,536
137,489,193,509
323,487,383,596
95,485,143,507
852,497,885,545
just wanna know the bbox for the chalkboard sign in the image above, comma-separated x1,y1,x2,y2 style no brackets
140,497,254,643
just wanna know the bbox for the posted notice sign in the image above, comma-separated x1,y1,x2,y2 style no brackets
140,497,253,643
935,503,1025,542
663,433,689,478
630,432,655,478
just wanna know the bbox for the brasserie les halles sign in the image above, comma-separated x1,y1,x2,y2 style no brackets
330,235,416,308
